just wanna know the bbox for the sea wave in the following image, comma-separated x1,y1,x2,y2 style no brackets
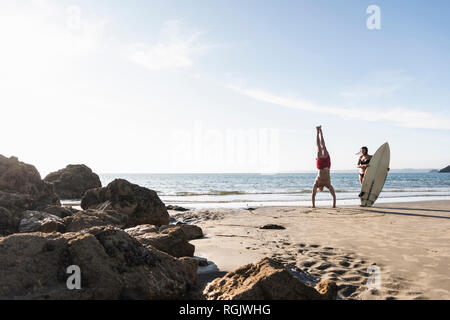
160,189,448,196
163,192,450,204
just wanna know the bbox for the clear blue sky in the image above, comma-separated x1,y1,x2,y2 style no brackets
0,0,449,174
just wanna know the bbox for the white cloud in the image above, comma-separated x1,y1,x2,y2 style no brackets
228,85,450,130
129,20,207,70
340,70,414,100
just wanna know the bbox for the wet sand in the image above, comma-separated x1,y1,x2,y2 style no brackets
173,200,450,300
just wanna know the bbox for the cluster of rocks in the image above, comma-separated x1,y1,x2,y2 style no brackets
0,155,202,299
0,154,337,300
0,155,60,236
0,226,198,299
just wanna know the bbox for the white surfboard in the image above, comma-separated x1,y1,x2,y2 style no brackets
360,143,390,207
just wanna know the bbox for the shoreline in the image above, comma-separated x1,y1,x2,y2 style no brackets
63,195,450,210
175,200,450,300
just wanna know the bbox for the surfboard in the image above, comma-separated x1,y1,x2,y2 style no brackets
359,143,390,207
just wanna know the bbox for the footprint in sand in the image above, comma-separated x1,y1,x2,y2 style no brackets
338,260,351,267
339,284,359,297
244,240,408,300
316,262,333,270
298,260,317,268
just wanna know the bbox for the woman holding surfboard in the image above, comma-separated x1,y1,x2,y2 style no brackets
312,126,337,208
357,146,372,184
358,143,391,207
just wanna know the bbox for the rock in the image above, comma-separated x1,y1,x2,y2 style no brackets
63,209,129,232
196,257,209,267
18,211,65,233
439,165,450,173
125,224,195,258
167,205,190,212
160,224,203,240
44,165,102,200
124,224,159,237
0,155,62,235
260,224,286,230
42,205,79,218
0,226,197,299
0,207,18,236
203,258,337,300
0,155,59,210
81,179,169,227
0,191,35,213
315,280,339,300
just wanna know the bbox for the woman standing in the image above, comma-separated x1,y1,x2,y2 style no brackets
312,126,336,208
357,146,372,184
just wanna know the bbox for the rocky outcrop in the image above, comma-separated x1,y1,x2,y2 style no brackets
125,224,200,258
63,209,129,232
203,258,337,300
0,155,60,212
44,165,102,200
18,211,65,233
0,226,198,299
440,165,450,173
81,179,169,227
0,155,60,235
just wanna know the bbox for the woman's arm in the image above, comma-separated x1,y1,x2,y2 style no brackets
357,157,362,168
357,157,370,169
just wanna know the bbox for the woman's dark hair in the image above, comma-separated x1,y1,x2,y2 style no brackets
361,146,368,153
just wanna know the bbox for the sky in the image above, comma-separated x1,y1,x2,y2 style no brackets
1,0,449,175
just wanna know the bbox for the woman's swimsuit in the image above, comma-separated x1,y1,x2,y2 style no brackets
359,157,371,178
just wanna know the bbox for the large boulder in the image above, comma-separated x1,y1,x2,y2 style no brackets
81,179,169,227
18,211,65,233
203,258,337,300
0,226,198,299
440,165,450,173
0,155,59,210
125,224,196,258
63,209,129,232
44,165,102,200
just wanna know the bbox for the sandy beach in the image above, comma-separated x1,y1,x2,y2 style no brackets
172,200,450,300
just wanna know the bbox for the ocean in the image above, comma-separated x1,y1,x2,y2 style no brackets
97,172,450,209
